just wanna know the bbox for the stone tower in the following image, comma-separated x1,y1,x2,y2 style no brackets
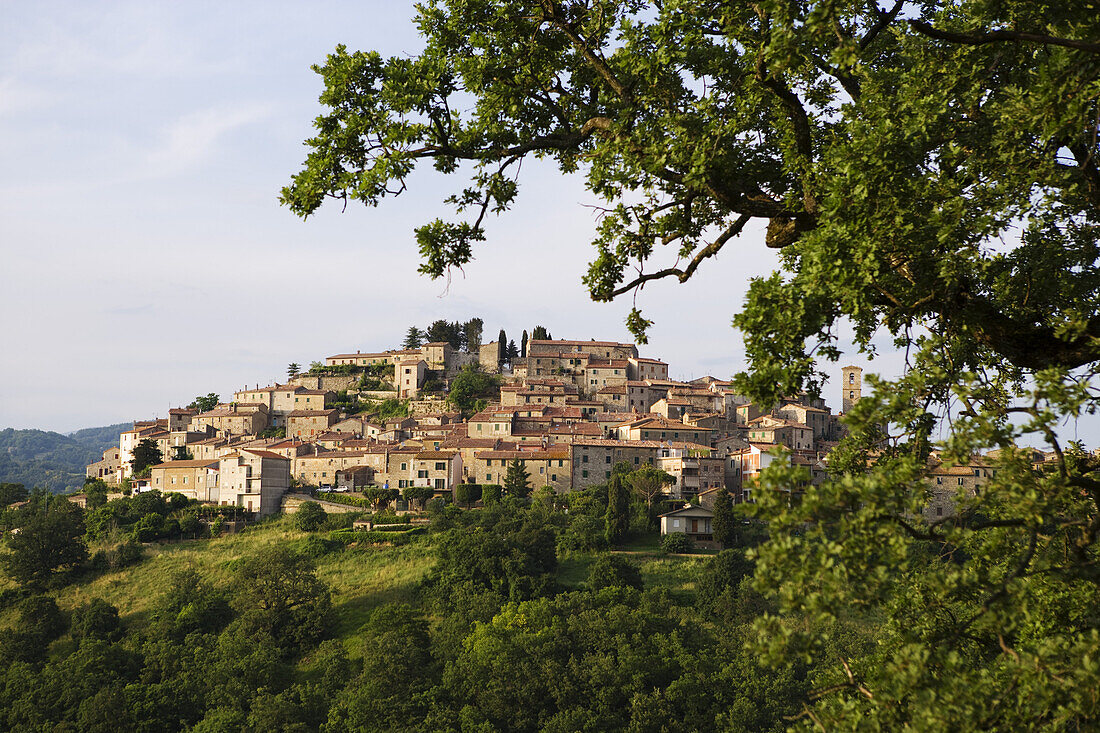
841,365,862,413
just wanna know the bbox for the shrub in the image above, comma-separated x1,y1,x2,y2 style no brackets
295,501,327,532
587,555,643,591
661,532,694,554
482,484,502,504
71,598,122,644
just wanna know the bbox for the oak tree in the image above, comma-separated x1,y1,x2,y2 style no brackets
283,2,1100,726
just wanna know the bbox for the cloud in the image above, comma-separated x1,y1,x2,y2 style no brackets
145,104,270,176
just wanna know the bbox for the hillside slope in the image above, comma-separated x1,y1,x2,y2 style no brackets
0,423,129,492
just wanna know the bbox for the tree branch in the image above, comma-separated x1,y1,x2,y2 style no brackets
607,214,752,298
910,20,1100,55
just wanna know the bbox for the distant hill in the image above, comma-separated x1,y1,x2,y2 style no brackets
0,422,130,492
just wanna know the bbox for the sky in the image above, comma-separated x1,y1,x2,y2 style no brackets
0,1,1094,446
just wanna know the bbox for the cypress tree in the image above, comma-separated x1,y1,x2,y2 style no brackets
712,490,736,548
605,474,629,546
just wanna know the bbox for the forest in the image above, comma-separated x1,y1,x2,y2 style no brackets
0,477,849,732
0,424,128,493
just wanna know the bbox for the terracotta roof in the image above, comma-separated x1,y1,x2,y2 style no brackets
476,448,570,460
150,460,219,469
240,449,289,460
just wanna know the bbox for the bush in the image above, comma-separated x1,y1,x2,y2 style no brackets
661,532,694,554
558,514,608,554
295,502,327,532
587,555,643,591
71,598,122,644
298,535,344,558
482,484,502,504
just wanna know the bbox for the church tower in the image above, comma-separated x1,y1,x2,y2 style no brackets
841,365,862,413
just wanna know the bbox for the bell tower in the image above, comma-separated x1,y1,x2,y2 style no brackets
841,365,862,413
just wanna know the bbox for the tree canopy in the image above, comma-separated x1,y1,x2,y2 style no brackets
283,2,1100,727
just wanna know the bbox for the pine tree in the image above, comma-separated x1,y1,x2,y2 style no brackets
605,474,630,546
287,363,300,379
712,490,736,548
403,326,424,349
503,459,531,498
506,340,519,361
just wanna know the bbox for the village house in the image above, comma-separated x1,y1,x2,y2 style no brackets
167,408,198,432
659,504,716,547
86,447,122,483
218,450,291,515
627,356,669,381
395,359,427,398
657,446,727,500
613,416,715,446
473,447,571,493
150,459,221,503
924,455,993,520
286,409,339,439
190,404,270,436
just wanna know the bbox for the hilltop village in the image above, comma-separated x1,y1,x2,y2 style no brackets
86,335,1000,527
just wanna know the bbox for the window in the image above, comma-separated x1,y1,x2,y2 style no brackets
958,477,964,485
849,373,855,384
582,470,589,478
849,391,854,399
486,474,492,481
605,455,611,464
435,462,446,470
400,462,407,471
605,471,611,478
418,470,428,478
634,456,640,465
582,454,588,463
551,474,557,481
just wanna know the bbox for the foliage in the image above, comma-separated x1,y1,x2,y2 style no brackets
604,473,629,545
503,459,531,498
481,483,502,504
586,554,643,591
129,439,163,476
1,482,28,506
258,426,286,439
284,4,1100,725
295,501,327,532
455,482,480,508
661,532,693,554
364,397,410,421
404,325,425,349
188,393,219,412
711,490,735,548
402,485,433,509
424,509,558,609
70,597,122,644
362,487,399,511
530,325,551,341
446,363,501,415
287,362,300,378
625,466,675,530
0,424,128,493
463,317,483,351
230,546,333,652
3,495,87,587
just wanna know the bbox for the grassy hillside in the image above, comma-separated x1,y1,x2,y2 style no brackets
0,497,788,731
0,423,129,492
0,514,708,658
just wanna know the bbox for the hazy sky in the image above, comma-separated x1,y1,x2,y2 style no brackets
1,2,1095,446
